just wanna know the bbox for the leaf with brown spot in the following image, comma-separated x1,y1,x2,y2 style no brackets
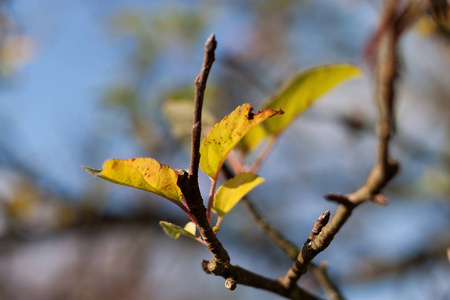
199,103,283,179
82,158,183,203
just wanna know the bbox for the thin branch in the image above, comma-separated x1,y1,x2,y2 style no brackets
178,34,231,274
310,263,345,300
323,194,355,208
279,211,331,289
307,211,331,241
189,33,217,183
227,149,245,174
250,135,278,173
221,163,299,259
206,174,219,223
243,197,301,257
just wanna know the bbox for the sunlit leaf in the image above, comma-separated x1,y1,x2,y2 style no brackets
213,172,265,217
82,158,183,203
200,103,283,179
262,64,360,136
159,221,197,239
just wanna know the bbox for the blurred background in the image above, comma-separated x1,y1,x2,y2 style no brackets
0,0,449,299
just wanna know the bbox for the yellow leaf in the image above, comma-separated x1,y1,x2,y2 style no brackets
262,64,360,136
200,103,283,179
213,172,265,217
82,158,183,203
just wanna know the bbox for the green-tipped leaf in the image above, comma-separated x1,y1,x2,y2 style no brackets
159,221,197,239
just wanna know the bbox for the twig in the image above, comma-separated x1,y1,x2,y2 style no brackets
310,263,345,300
221,163,300,258
227,149,245,174
324,194,355,208
177,33,231,272
279,211,331,289
206,175,219,222
250,135,278,173
307,211,331,241
189,33,217,183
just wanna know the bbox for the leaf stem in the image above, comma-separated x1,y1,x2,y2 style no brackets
227,149,244,174
195,237,208,245
214,216,224,232
249,135,278,173
206,170,221,223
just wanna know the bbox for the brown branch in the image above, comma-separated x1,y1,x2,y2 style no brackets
202,261,323,300
177,33,231,281
307,211,331,241
324,194,355,208
279,211,331,289
345,233,450,282
189,33,217,183
250,135,278,173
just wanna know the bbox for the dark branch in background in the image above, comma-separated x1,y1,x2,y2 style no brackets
348,233,450,282
310,263,345,300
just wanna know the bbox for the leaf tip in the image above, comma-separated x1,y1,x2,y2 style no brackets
246,105,255,120
277,107,285,115
343,64,362,77
159,221,181,239
81,165,102,177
